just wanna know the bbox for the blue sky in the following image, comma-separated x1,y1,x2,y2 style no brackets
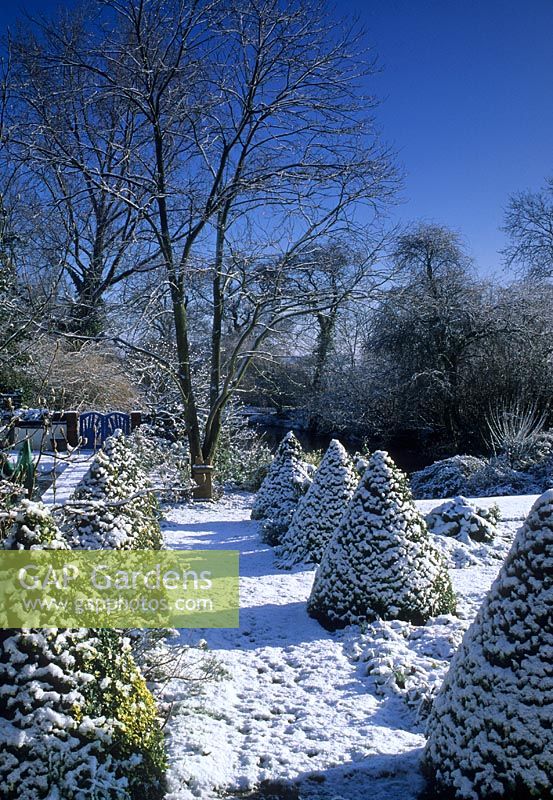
2,0,552,278
354,0,553,278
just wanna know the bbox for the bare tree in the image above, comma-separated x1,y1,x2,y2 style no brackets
370,223,488,444
15,0,397,472
502,177,553,278
6,12,158,336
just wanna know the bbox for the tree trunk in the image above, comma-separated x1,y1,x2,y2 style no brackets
309,307,338,429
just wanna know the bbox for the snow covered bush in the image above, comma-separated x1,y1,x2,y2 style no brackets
410,455,488,499
3,498,68,550
78,629,167,799
0,481,28,542
68,430,162,550
307,450,456,630
425,497,500,544
251,431,312,545
411,453,544,498
276,439,358,567
64,501,148,550
129,425,194,502
0,628,167,800
75,430,149,502
464,458,540,497
422,489,553,799
348,615,468,720
0,499,167,799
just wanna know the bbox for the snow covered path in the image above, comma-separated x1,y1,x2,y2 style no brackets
162,494,425,800
161,492,526,800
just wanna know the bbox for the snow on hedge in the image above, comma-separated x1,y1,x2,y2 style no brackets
307,450,456,630
0,628,167,800
425,496,500,544
0,500,167,799
250,431,312,545
67,430,162,550
276,438,358,566
422,489,553,800
410,455,488,499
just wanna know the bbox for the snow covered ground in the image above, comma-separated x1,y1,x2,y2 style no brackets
160,492,536,800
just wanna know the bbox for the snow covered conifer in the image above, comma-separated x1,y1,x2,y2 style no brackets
307,450,456,630
69,431,162,550
422,489,553,800
276,439,358,566
77,430,144,500
251,431,311,545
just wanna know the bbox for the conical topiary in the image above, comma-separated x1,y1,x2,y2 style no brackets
276,439,358,567
422,489,553,800
307,450,456,630
251,431,311,545
67,431,162,550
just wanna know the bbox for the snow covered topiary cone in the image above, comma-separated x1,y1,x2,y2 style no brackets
68,430,162,550
422,489,553,800
307,450,456,630
276,439,358,567
251,431,311,544
75,430,153,506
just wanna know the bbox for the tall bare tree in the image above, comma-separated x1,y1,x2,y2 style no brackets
6,12,157,336
14,0,398,469
502,176,553,279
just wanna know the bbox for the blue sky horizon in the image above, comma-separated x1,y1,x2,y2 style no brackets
2,0,551,279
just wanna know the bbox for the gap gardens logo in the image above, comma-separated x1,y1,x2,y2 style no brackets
0,550,239,628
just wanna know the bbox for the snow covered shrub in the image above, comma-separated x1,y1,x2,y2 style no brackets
3,498,68,550
0,501,167,799
411,454,542,498
422,489,553,800
348,615,468,720
410,455,488,499
77,629,167,799
464,457,540,497
425,497,500,544
251,431,312,545
276,439,358,567
64,500,146,550
76,430,147,502
69,430,162,550
307,450,456,630
0,628,167,800
129,425,194,502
